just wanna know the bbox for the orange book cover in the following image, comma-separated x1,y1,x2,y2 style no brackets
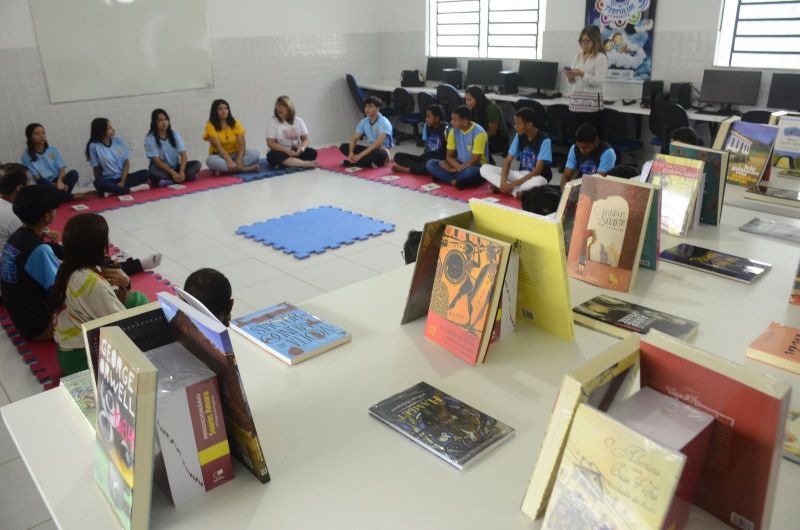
748,321,800,375
425,225,508,365
566,175,653,292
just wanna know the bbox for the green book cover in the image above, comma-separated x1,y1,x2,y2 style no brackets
59,369,97,431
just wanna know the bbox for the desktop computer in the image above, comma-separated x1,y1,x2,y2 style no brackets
768,72,800,112
669,82,693,109
498,71,519,95
465,59,503,91
640,80,664,108
517,60,559,98
425,57,458,83
699,69,761,114
442,68,464,89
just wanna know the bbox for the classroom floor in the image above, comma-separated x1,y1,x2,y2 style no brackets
0,150,485,530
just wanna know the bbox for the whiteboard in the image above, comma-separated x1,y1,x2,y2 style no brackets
30,0,213,103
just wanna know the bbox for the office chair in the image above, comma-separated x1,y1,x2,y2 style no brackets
497,101,518,143
648,102,688,153
345,74,397,117
741,110,772,124
514,99,548,132
546,104,578,168
601,108,643,164
393,88,423,144
416,91,437,116
436,84,463,116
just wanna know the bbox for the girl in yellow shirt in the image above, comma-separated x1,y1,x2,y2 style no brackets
203,99,261,173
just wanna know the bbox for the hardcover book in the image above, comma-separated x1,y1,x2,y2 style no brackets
792,258,800,305
566,175,653,292
542,403,685,530
230,302,351,365
368,381,514,470
59,369,96,432
744,184,800,208
573,294,699,341
747,321,800,375
639,183,661,270
649,153,705,236
94,327,158,530
145,343,234,506
713,118,779,187
770,111,800,177
425,225,511,365
669,141,729,225
556,177,582,251
157,292,271,484
786,410,800,464
470,199,574,341
660,243,772,284
740,217,800,244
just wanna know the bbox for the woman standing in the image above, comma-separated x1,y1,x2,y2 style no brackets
203,99,260,174
465,85,508,157
566,25,608,129
145,109,201,186
266,96,318,169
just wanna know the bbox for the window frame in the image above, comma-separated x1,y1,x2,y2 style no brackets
715,0,800,69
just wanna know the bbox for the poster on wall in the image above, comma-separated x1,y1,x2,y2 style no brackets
585,0,658,82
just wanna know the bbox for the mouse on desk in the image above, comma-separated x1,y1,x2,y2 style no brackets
621,99,637,106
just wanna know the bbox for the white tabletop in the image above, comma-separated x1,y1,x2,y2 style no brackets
3,204,800,529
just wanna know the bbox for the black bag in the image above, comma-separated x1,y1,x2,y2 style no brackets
520,185,562,216
401,70,424,87
402,230,422,264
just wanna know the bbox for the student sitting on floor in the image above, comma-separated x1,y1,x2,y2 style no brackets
204,99,261,174
425,105,489,189
183,268,234,327
560,123,617,190
465,85,509,157
266,95,319,169
479,107,553,198
0,163,36,251
52,213,149,376
86,117,154,196
0,186,63,341
340,96,393,168
21,123,87,203
145,108,202,187
392,104,448,175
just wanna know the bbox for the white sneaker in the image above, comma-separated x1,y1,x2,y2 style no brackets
139,253,162,270
130,183,150,193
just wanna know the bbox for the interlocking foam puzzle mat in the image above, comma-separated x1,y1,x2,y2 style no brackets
237,205,395,259
314,146,522,208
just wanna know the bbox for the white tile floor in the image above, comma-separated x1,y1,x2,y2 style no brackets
0,158,476,529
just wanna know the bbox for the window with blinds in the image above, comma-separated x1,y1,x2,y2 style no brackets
427,0,545,59
715,0,800,69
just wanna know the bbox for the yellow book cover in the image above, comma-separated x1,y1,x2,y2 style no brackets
542,404,686,530
650,154,705,237
469,198,574,341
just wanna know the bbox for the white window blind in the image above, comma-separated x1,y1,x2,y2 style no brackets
715,0,800,69
427,0,545,59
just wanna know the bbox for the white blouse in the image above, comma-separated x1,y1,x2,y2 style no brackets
569,51,609,94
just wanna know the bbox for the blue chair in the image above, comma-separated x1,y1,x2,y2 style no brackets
602,108,643,164
416,91,437,116
436,84,463,116
393,88,423,144
345,74,397,117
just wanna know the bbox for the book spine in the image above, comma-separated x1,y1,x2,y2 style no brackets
187,377,233,491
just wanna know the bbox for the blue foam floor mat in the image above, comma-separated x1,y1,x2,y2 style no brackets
236,205,395,259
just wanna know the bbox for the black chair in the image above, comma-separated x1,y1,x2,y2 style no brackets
514,99,548,132
546,104,578,169
497,101,518,143
436,84,463,116
741,110,772,124
601,108,643,164
416,91,437,116
648,102,688,153
393,88,423,144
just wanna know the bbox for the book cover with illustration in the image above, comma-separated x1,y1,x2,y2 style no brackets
770,111,800,177
145,343,234,506
425,225,511,365
660,243,772,284
94,327,158,530
470,199,574,342
714,118,779,187
368,381,514,470
649,153,705,236
231,302,351,365
669,141,729,225
566,175,653,292
573,294,699,341
541,404,685,530
59,368,97,432
744,184,800,208
556,177,582,252
740,217,800,245
747,321,800,375
640,330,791,530
522,335,641,519
157,292,271,484
785,410,800,464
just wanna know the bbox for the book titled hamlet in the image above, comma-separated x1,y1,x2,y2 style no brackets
231,302,351,365
368,381,514,470
425,225,511,365
660,243,772,284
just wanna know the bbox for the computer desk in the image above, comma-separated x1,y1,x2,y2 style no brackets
3,203,800,529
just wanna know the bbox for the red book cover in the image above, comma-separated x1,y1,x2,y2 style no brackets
640,335,790,530
187,378,233,490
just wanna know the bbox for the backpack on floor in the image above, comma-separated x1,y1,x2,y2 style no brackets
520,185,561,216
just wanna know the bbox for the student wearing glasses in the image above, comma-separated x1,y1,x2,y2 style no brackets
565,25,608,129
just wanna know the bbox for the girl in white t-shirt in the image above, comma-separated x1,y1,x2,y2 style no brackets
266,96,318,168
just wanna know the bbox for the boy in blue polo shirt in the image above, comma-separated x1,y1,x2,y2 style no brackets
392,104,448,175
425,105,488,189
340,96,393,168
561,123,617,190
479,107,552,197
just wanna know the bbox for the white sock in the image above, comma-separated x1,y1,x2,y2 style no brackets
139,253,162,270
130,183,150,193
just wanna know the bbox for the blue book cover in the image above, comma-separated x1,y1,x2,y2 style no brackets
230,302,351,365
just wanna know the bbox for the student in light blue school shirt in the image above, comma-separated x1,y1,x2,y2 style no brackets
144,108,201,186
561,123,617,190
85,117,154,196
339,96,393,168
21,123,83,204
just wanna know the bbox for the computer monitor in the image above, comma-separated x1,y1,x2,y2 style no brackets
768,73,800,111
699,69,762,113
425,57,458,82
465,59,503,89
518,60,559,96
